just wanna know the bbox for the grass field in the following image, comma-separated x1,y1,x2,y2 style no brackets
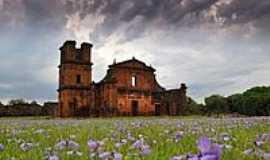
0,116,269,160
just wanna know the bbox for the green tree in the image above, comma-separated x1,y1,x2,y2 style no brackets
30,101,38,105
227,94,243,113
204,95,229,116
8,99,28,106
186,97,203,115
227,86,270,116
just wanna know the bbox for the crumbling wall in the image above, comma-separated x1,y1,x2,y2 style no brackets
158,83,187,116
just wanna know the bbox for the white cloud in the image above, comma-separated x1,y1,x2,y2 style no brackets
65,12,105,43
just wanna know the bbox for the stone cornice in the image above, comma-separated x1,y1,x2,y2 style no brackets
58,85,92,92
58,62,93,68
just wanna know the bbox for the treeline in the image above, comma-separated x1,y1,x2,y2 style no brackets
1,86,269,117
0,99,57,117
186,86,270,116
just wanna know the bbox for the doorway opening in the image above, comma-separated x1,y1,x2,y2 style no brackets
155,104,161,116
131,100,139,116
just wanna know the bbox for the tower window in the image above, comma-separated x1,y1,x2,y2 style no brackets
75,51,81,61
76,75,81,84
132,75,136,87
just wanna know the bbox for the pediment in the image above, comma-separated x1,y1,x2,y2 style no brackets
109,58,155,72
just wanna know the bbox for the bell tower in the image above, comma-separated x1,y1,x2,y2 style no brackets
58,41,93,117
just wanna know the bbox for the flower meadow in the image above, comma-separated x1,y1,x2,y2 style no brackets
0,117,270,160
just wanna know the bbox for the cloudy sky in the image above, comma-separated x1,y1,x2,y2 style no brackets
0,0,270,104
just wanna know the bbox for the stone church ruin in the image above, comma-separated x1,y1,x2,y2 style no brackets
58,41,187,117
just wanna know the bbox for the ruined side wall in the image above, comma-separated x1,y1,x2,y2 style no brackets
160,84,187,115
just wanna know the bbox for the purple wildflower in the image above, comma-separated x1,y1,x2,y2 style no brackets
175,131,184,142
140,145,151,156
200,154,220,160
132,138,152,156
243,148,254,155
127,132,135,141
255,140,265,147
48,154,59,160
55,140,80,150
87,139,99,151
187,154,200,160
0,144,4,151
198,137,212,155
197,137,221,160
114,152,123,160
255,133,270,147
114,142,122,148
132,139,143,149
55,140,67,150
260,133,270,141
67,140,80,150
99,151,111,160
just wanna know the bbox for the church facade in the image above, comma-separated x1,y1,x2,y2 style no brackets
58,41,187,117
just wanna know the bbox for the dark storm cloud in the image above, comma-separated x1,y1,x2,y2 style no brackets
1,0,270,35
218,0,270,23
0,0,270,103
69,0,219,23
2,0,265,39
57,0,270,47
63,0,270,26
23,0,66,29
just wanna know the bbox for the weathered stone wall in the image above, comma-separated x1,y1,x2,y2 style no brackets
59,89,92,117
95,59,159,116
91,83,118,117
159,84,187,115
59,64,92,87
43,102,58,116
58,41,93,117
117,91,154,116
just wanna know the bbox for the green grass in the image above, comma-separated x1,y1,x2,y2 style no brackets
0,117,269,160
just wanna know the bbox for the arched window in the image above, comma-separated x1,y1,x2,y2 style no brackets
132,75,136,87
